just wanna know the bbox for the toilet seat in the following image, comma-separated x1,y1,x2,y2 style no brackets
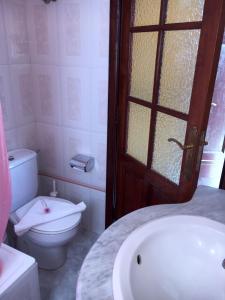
15,196,82,235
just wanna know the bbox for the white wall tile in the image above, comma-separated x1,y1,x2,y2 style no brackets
90,132,107,189
90,67,108,134
0,1,9,64
0,65,15,130
89,0,110,68
38,175,65,198
60,66,91,130
63,181,91,230
10,64,35,126
36,122,64,175
3,0,30,64
5,128,20,151
89,189,106,234
32,65,61,125
63,127,92,185
26,0,59,64
17,122,37,151
57,0,90,67
63,181,105,234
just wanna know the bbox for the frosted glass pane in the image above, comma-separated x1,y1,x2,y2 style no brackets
152,112,187,184
166,0,205,23
127,102,151,165
130,32,158,102
159,30,200,113
133,0,161,26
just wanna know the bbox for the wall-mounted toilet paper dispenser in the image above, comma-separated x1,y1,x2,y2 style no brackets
69,154,95,172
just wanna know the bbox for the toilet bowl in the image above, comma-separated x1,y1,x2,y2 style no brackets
8,149,84,270
10,197,81,270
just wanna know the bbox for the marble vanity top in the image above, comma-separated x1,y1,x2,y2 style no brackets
76,186,225,300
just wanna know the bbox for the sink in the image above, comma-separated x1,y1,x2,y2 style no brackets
113,215,225,300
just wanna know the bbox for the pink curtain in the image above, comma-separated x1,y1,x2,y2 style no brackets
0,104,11,245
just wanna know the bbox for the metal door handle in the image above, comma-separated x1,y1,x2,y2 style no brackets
168,138,208,151
168,138,194,150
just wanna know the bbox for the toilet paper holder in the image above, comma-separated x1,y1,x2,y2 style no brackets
69,154,95,172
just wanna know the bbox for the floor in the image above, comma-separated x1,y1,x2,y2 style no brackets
38,229,99,300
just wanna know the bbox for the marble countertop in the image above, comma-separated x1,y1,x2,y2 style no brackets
76,186,225,300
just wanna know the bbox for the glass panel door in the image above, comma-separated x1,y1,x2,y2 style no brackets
126,0,205,185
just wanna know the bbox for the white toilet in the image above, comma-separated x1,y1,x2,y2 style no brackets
9,149,82,270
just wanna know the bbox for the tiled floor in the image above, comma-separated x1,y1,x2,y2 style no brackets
38,229,99,300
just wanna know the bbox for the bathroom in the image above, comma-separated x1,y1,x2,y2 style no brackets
1,0,225,300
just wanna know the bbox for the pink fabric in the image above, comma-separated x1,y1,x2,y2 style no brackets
0,104,11,245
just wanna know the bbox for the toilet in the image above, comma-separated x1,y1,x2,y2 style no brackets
8,148,82,270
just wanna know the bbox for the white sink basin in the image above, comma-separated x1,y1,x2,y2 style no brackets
113,215,225,300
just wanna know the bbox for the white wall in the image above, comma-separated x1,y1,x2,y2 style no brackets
0,0,109,234
0,0,37,151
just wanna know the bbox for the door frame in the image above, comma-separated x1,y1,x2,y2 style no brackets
220,161,225,189
106,0,225,227
105,0,121,227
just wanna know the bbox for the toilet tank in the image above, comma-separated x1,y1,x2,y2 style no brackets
8,149,38,213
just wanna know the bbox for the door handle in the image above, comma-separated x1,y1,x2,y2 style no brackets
168,138,194,150
168,138,208,151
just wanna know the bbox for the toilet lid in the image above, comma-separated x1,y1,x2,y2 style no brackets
16,197,82,234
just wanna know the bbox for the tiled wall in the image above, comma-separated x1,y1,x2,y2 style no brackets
0,0,109,234
0,0,37,151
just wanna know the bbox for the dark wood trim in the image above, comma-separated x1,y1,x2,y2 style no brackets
128,96,153,108
105,0,121,227
131,21,202,33
128,96,188,120
118,1,132,156
156,105,188,121
147,0,168,168
116,0,133,217
219,160,225,189
223,31,225,44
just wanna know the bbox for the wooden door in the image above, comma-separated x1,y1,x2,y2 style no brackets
107,0,225,222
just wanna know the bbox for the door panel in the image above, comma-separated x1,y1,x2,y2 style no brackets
152,112,187,184
166,0,205,23
130,32,158,101
133,0,161,26
114,0,225,219
126,102,151,165
120,162,146,213
159,30,200,113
